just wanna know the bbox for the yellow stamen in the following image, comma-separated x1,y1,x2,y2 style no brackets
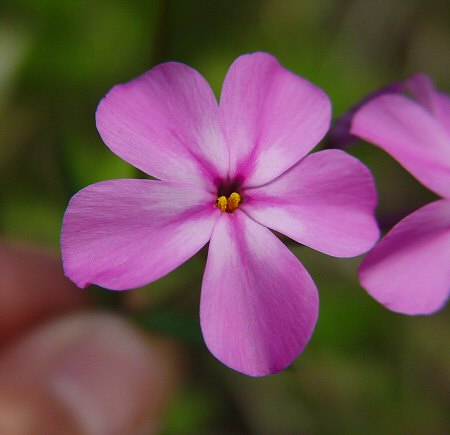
216,192,242,213
217,196,227,212
226,192,241,212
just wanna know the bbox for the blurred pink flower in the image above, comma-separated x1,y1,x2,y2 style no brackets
61,53,378,376
351,73,450,315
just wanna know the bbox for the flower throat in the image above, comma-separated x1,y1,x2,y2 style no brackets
215,178,242,213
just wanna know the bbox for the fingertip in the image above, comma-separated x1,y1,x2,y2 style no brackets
0,241,85,345
0,312,181,435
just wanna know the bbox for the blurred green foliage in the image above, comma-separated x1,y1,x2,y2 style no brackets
1,0,449,433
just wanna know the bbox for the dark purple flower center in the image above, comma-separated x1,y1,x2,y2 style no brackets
216,178,243,213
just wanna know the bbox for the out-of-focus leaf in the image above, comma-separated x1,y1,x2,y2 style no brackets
2,188,63,244
63,132,135,191
132,309,202,344
0,24,30,107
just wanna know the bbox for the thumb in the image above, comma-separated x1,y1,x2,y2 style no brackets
0,312,180,435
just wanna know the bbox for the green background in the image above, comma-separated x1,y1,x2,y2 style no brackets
1,0,449,433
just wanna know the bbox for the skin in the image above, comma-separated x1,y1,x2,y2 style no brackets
0,241,180,435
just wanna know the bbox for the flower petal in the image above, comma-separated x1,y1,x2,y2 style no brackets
62,180,218,290
435,93,450,135
351,93,450,198
359,199,450,315
405,73,450,135
328,81,402,148
242,149,379,257
404,73,438,112
96,63,228,188
200,211,318,376
219,52,331,187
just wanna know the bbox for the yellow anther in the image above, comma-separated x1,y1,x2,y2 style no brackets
217,196,227,212
216,192,241,213
226,192,241,212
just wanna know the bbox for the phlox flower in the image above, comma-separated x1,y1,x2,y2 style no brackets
61,53,379,376
348,73,450,315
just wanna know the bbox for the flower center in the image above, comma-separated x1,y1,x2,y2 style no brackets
216,192,241,213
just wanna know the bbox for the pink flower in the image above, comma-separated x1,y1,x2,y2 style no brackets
351,73,450,315
61,53,379,376
328,82,402,148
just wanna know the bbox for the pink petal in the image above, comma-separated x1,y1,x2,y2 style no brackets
242,150,379,257
96,63,228,188
404,73,438,112
200,211,318,376
351,93,450,198
219,52,331,187
359,199,450,315
328,82,402,148
62,180,218,290
435,93,450,135
405,73,450,134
